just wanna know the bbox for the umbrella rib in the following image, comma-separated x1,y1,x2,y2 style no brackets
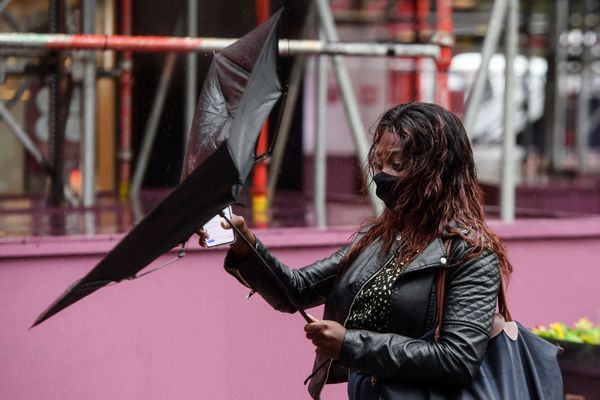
133,246,186,280
217,54,251,76
74,245,187,292
255,90,288,163
73,279,119,292
219,211,311,323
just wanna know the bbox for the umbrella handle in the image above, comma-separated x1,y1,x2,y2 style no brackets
219,210,312,323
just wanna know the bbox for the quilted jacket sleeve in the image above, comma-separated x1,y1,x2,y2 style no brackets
223,238,350,312
339,248,501,384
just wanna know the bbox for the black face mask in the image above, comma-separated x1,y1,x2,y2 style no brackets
373,171,399,210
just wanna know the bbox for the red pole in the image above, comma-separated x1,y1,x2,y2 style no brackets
252,0,270,229
415,0,430,102
38,34,227,52
119,0,133,198
435,0,453,108
388,0,417,105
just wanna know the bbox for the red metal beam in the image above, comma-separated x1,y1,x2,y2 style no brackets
0,33,233,52
388,0,421,104
253,0,270,228
119,0,133,198
51,34,222,52
435,0,453,107
415,0,431,102
0,33,441,58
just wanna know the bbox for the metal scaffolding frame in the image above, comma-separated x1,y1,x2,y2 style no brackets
313,28,328,228
315,0,382,214
0,0,597,230
81,0,97,207
0,33,441,58
463,0,520,222
129,18,184,197
6,0,572,225
119,0,133,198
0,0,442,216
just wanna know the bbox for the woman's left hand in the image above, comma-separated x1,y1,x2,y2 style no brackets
304,315,347,360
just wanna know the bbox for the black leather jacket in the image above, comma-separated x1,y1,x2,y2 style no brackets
224,232,500,399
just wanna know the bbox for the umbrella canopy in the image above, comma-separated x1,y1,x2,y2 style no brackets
33,10,284,327
182,9,281,177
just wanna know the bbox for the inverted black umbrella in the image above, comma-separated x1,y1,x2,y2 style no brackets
33,9,309,327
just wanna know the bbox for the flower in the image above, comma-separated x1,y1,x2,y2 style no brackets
549,322,566,340
575,318,593,331
532,318,600,345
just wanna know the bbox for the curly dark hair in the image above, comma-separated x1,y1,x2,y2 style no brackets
343,102,512,281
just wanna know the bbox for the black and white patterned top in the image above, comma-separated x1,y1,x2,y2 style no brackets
346,244,415,332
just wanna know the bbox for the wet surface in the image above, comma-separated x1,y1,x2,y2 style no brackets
2,178,600,238
0,189,375,238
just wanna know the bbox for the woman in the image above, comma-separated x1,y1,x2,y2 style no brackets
203,102,511,399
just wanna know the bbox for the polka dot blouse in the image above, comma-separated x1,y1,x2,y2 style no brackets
346,245,416,333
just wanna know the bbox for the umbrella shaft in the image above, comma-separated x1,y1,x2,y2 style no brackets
219,211,311,323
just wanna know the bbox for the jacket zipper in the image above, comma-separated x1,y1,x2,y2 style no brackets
321,235,402,387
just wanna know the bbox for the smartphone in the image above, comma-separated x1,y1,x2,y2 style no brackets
203,206,235,247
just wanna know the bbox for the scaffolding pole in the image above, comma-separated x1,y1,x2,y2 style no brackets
544,0,569,172
0,100,52,173
129,53,178,196
315,0,383,215
185,0,198,139
47,0,64,206
0,1,21,33
314,29,328,229
434,0,453,108
576,0,593,173
265,56,306,202
0,0,12,15
462,0,520,221
0,33,441,58
463,0,508,134
119,0,133,197
500,0,518,222
266,5,315,204
82,0,97,207
251,0,270,229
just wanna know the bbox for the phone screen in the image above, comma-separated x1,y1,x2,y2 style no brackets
203,206,235,247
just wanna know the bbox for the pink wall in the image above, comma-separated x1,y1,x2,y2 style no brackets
1,219,600,400
488,218,600,327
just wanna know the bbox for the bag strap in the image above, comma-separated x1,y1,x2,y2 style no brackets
434,240,512,343
497,280,512,322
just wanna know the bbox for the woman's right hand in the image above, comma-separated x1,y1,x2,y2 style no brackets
198,213,256,257
222,214,256,257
